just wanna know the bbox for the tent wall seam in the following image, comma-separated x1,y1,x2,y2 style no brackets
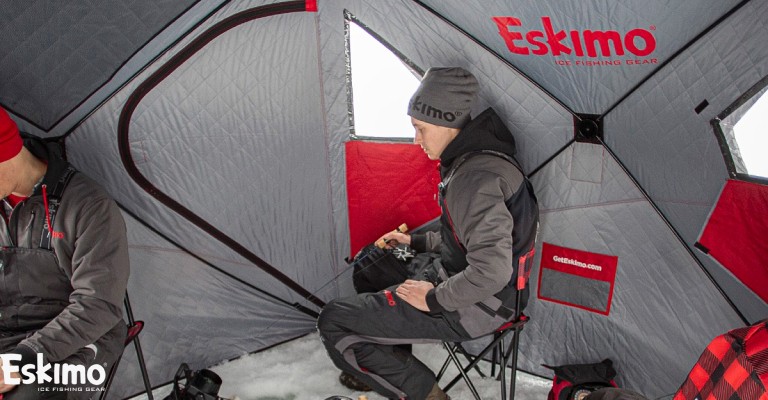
599,0,754,121
313,9,343,299
598,139,749,325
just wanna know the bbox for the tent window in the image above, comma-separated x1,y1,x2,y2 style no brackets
715,77,768,182
345,12,422,140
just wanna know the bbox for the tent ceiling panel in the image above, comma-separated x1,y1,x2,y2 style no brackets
417,0,743,115
0,0,198,130
523,144,744,398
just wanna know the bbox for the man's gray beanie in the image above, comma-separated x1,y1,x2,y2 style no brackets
407,67,479,128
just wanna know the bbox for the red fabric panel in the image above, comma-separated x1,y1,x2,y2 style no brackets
698,180,768,303
345,141,441,257
305,0,317,12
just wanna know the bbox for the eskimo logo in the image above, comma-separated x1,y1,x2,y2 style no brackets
410,96,458,123
0,354,106,386
492,16,657,57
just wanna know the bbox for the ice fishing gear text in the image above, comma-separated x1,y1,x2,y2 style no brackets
0,354,106,386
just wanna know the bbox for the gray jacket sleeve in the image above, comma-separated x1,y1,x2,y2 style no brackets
411,230,442,253
431,160,520,312
20,191,130,363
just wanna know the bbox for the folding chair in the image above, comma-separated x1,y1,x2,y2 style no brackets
99,293,154,400
436,250,534,400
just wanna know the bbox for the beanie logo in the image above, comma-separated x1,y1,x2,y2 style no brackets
410,96,459,123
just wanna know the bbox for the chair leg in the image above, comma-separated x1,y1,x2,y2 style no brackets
442,330,512,393
498,339,507,400
454,344,487,378
98,355,124,400
491,332,499,377
436,344,454,381
441,342,482,400
505,326,523,400
125,294,154,400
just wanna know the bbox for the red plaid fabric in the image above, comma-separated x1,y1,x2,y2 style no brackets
674,319,768,400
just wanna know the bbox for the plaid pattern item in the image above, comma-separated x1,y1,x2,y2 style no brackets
674,319,768,400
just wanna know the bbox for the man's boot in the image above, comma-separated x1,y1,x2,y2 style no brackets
339,371,372,392
425,383,450,400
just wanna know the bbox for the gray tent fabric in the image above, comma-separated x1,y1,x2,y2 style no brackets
517,142,743,397
605,0,768,321
0,0,198,130
120,213,315,398
1,0,766,399
418,0,744,115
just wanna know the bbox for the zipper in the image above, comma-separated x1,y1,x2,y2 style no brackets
5,198,29,248
22,209,36,248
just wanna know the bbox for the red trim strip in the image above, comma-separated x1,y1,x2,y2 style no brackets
383,290,396,306
305,0,317,12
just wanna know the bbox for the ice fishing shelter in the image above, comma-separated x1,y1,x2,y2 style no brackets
1,0,767,398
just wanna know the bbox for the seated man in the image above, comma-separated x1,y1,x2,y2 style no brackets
0,107,130,399
318,67,539,400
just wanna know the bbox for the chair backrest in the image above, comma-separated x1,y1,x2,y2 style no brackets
516,247,536,291
125,320,144,345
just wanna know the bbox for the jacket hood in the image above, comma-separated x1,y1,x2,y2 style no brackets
439,108,517,173
22,133,69,197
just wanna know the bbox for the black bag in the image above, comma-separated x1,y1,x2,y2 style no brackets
584,388,648,400
164,363,223,400
545,359,617,400
348,243,413,293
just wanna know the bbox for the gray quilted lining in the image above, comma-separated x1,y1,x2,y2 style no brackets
605,0,768,321
514,143,741,398
113,214,315,399
418,0,742,114
70,3,336,304
0,0,197,129
67,4,337,395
